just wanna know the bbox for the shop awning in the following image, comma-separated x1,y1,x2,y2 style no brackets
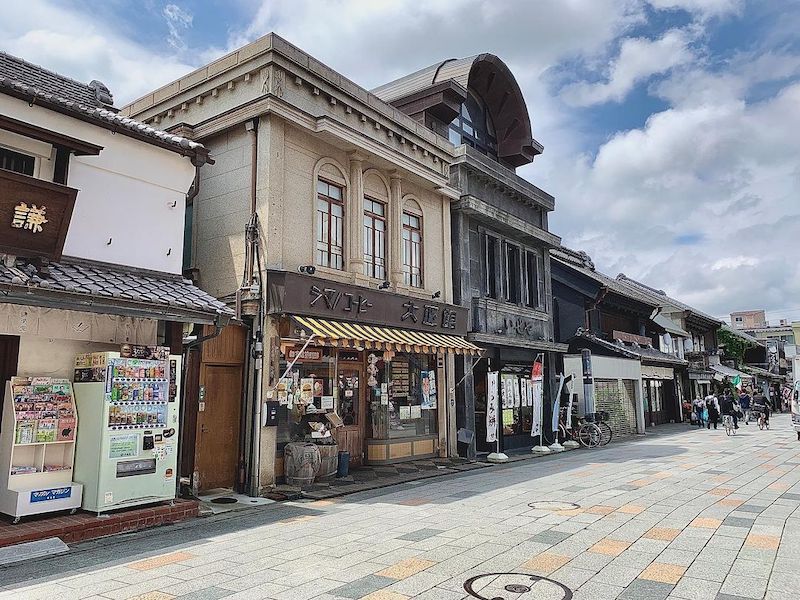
293,316,483,355
709,363,753,381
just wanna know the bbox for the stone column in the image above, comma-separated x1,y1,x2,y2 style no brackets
389,172,404,285
348,153,366,276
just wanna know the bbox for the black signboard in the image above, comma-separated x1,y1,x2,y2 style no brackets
267,270,469,336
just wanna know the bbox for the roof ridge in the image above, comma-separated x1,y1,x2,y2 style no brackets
0,50,101,103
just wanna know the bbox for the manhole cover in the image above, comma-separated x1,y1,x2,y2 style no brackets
464,573,573,599
527,501,580,511
210,497,238,504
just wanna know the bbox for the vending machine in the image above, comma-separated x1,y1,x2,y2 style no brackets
72,349,181,514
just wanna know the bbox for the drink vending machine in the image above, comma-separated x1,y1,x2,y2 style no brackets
72,350,181,513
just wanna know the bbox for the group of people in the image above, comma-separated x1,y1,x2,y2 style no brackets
690,388,771,430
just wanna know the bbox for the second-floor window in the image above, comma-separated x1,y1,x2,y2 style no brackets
525,250,543,309
316,179,344,270
0,146,35,176
484,234,499,299
363,197,386,279
402,211,423,287
504,243,520,303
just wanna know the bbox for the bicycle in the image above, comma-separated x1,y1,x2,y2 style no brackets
576,412,613,448
722,414,736,436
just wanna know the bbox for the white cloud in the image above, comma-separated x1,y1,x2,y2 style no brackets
646,0,744,19
561,27,698,106
163,4,193,52
0,0,200,103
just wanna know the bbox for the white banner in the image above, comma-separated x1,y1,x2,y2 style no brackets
486,371,499,443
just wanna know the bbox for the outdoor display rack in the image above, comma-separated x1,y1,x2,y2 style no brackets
0,377,83,522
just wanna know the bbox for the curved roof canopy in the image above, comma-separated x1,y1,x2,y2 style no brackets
373,54,540,167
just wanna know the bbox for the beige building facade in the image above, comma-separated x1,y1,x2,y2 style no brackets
123,34,480,493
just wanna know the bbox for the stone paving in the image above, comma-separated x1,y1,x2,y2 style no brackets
2,416,800,599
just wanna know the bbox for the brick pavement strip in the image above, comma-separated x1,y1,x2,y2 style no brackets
2,416,800,599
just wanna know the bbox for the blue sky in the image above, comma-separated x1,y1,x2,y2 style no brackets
3,0,800,323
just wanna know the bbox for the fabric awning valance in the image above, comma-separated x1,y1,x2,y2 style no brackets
293,316,483,356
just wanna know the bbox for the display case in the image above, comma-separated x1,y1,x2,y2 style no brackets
72,351,181,514
0,377,83,521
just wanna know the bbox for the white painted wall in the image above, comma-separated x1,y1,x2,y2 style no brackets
0,95,195,274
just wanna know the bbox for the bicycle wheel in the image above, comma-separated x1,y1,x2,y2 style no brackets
598,422,613,446
577,423,602,448
558,424,569,444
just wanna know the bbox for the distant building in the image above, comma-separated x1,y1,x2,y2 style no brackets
730,310,766,330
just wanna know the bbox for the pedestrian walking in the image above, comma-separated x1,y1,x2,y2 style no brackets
705,393,720,430
692,396,706,427
720,389,739,429
739,389,751,424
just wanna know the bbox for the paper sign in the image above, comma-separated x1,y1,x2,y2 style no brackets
321,395,334,410
410,405,421,419
502,409,514,426
399,405,412,420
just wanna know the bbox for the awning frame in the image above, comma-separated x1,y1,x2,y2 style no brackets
291,315,483,356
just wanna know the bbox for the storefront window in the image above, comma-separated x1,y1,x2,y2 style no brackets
276,346,336,444
368,353,438,440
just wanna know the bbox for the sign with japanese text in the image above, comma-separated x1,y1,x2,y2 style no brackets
30,486,72,503
0,169,77,260
268,270,469,335
486,371,498,443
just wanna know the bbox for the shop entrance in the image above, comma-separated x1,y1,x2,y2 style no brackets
335,365,365,467
644,379,674,426
192,325,247,492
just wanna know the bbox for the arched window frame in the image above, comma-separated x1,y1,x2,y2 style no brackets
401,196,424,288
362,169,390,280
448,90,498,159
313,158,350,271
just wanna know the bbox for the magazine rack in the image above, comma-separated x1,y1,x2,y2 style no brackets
0,377,82,522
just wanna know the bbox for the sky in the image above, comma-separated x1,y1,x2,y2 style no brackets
2,0,799,325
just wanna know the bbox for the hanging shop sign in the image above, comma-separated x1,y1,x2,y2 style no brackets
0,169,77,260
267,270,468,335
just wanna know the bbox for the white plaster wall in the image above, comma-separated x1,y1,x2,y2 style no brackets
0,95,195,274
16,337,119,379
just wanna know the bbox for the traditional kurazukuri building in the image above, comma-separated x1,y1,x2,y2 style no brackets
122,34,483,494
373,55,566,457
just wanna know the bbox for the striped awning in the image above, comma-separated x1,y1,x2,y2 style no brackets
293,316,482,355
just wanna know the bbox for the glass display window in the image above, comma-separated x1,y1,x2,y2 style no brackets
368,353,438,440
276,346,335,443
499,365,534,436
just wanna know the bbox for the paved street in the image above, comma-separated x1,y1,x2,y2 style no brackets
3,416,800,600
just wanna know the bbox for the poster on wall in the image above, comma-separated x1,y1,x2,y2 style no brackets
486,371,499,443
512,375,521,407
530,354,544,438
421,370,437,409
300,378,314,403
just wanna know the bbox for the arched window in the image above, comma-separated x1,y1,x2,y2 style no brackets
402,199,423,288
363,197,386,279
448,91,498,159
316,178,345,270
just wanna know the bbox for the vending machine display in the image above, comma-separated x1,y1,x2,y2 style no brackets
0,377,83,521
72,350,181,513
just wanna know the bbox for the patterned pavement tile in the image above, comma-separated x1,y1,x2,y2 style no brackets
128,553,196,572
638,562,687,584
690,518,722,529
377,558,436,579
586,506,615,515
709,488,735,497
520,552,571,574
361,591,409,600
717,499,745,508
588,539,631,556
617,505,645,515
743,534,780,550
644,528,681,542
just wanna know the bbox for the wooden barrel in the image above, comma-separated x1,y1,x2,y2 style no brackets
284,442,321,486
315,443,339,481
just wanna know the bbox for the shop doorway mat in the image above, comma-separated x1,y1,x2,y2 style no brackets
0,537,68,566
